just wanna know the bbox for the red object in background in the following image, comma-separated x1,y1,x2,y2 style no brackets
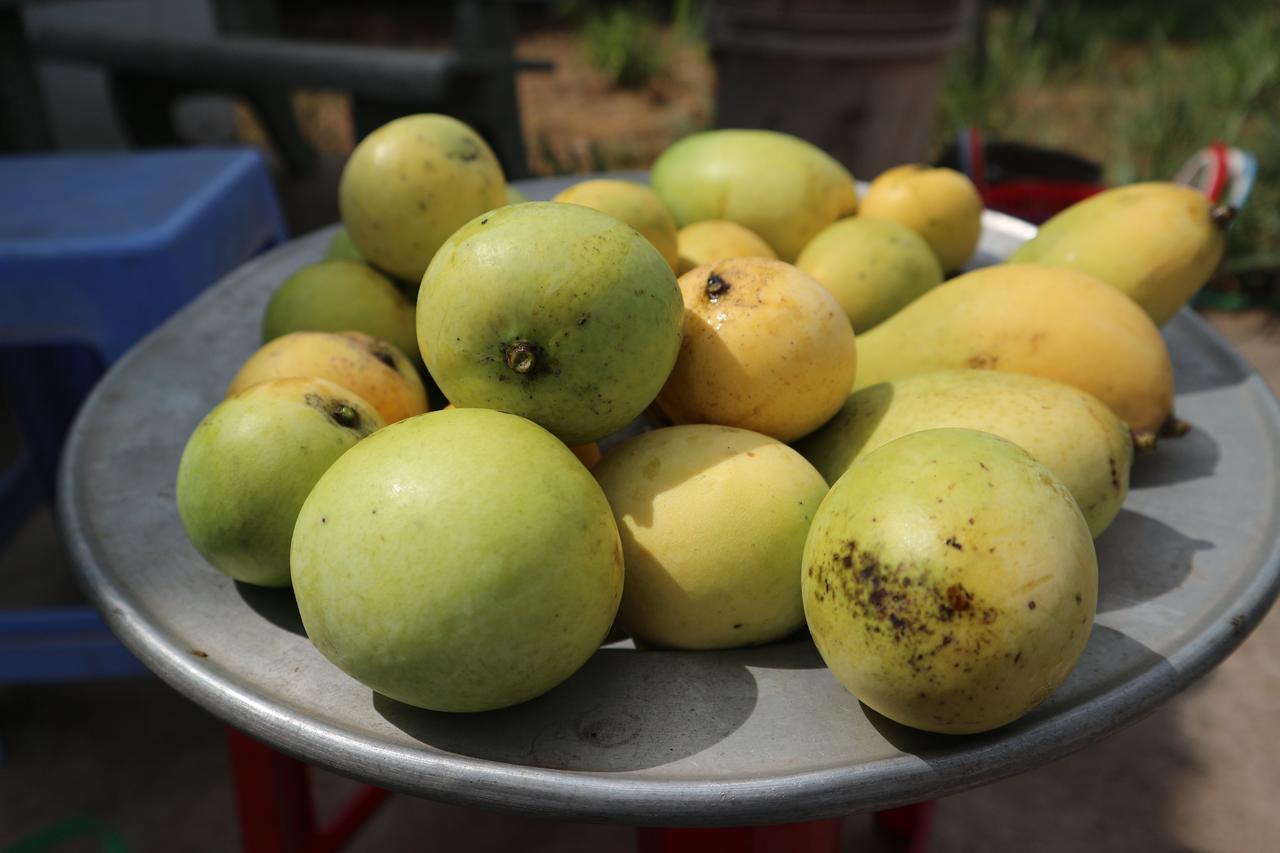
945,127,1106,224
227,728,936,852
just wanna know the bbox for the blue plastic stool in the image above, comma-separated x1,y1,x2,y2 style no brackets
0,148,287,685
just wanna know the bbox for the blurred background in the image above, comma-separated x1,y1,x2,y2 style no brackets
2,1,1279,851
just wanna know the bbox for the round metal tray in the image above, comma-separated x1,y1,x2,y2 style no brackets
58,176,1280,826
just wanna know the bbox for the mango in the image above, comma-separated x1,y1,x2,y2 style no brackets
650,129,858,262
795,370,1133,537
228,330,428,425
1008,182,1230,325
339,114,506,283
505,184,529,205
802,428,1097,734
858,165,983,271
262,261,418,362
594,424,829,650
291,408,623,712
675,220,776,274
854,264,1174,438
657,258,858,443
553,179,680,270
324,227,366,263
795,217,943,332
418,202,683,445
176,377,384,587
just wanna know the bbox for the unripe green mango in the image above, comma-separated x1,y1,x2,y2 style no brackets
418,202,684,445
854,264,1175,438
795,217,943,333
1008,182,1228,326
802,428,1097,735
650,129,858,262
795,370,1132,537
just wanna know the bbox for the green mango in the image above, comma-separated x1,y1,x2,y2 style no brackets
1008,182,1229,325
292,408,623,712
323,226,366,263
176,378,384,587
795,217,943,333
417,202,684,445
795,370,1132,537
650,129,857,262
262,260,419,364
802,428,1097,734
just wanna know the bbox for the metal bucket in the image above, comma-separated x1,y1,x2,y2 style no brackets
708,0,973,177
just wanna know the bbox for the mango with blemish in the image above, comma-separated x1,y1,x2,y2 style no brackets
802,428,1097,734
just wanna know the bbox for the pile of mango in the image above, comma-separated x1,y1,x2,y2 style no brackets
175,114,1230,735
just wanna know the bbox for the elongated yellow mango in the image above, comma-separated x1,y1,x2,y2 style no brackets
1008,182,1229,325
794,370,1133,537
854,264,1174,437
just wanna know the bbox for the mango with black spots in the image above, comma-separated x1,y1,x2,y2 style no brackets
802,428,1097,734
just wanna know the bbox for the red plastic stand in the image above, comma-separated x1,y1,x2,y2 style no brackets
226,727,933,853
226,728,392,853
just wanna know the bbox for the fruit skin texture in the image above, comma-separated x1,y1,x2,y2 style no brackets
650,129,858,262
858,165,983,271
290,408,624,712
594,424,829,649
854,263,1174,437
1007,182,1227,326
675,220,776,274
176,377,384,587
228,330,428,425
795,217,943,333
553,179,680,270
418,202,683,445
802,428,1097,734
338,114,506,283
657,258,858,443
795,370,1133,537
262,261,418,363
324,227,366,263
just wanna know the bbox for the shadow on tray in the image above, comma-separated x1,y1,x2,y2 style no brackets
1129,427,1220,489
374,646,759,772
235,582,307,636
1094,509,1214,614
863,624,1174,759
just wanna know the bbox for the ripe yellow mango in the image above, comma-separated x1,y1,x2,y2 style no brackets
795,370,1133,537
650,129,858,262
802,428,1097,734
657,258,858,442
594,424,828,650
854,264,1174,438
1008,182,1229,325
858,165,983,271
675,220,776,275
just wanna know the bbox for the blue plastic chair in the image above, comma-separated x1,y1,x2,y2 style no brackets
0,147,287,684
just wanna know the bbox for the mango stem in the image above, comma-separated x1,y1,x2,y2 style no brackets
505,341,539,374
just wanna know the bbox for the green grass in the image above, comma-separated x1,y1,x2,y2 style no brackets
578,4,670,90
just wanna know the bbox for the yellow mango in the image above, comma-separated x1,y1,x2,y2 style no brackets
795,370,1133,537
858,165,983,272
657,258,858,443
675,220,776,274
1008,182,1229,325
854,264,1174,438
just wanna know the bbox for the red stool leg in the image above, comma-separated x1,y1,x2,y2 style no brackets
226,727,317,853
637,819,843,853
875,801,935,853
